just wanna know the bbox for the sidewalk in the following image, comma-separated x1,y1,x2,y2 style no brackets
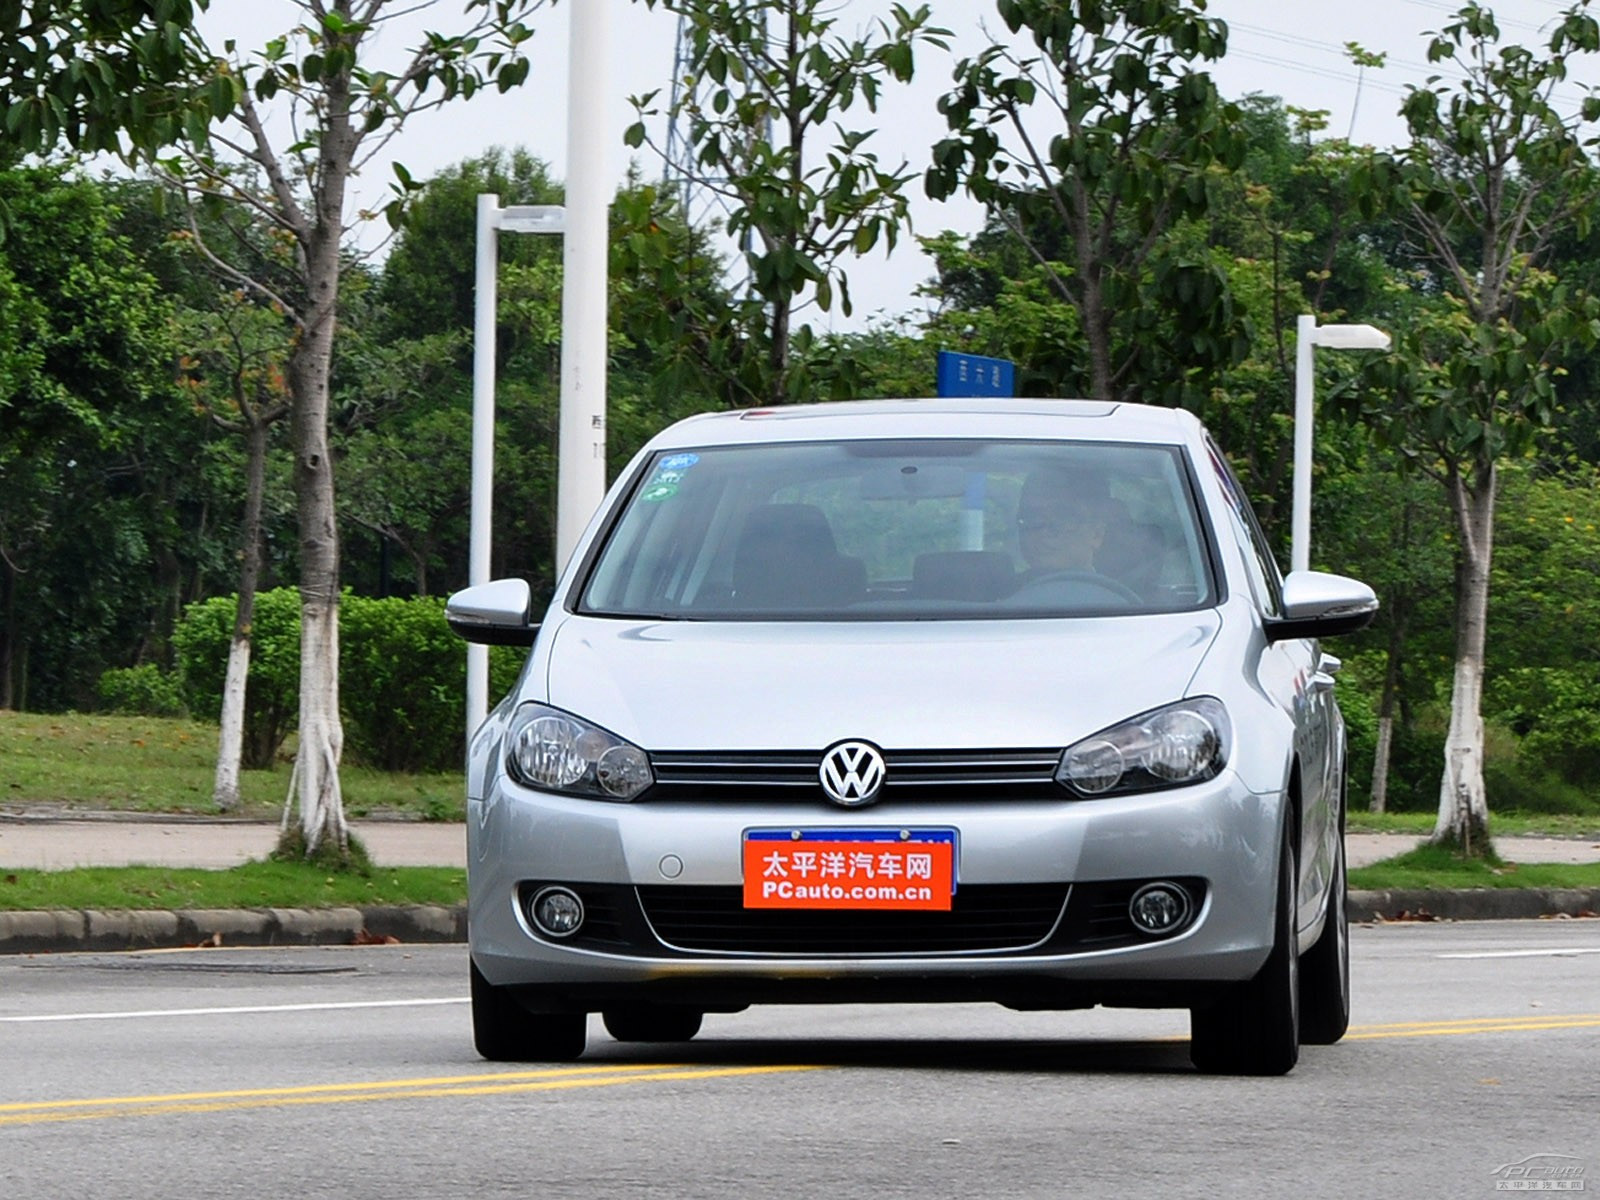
0,814,1595,872
0,814,465,870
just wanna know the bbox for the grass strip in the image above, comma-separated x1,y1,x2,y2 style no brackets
1346,810,1600,838
1349,845,1600,891
0,711,463,821
0,861,466,912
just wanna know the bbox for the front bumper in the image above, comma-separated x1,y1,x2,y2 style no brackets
468,771,1284,1012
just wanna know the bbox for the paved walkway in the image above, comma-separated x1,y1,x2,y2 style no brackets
0,816,1595,871
0,817,465,870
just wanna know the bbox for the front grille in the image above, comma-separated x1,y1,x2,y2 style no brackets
635,883,1069,955
519,878,1205,958
645,748,1065,803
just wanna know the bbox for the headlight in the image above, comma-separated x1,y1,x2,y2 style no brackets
505,703,653,801
1056,698,1230,797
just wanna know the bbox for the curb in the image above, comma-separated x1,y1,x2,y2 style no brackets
1348,887,1600,923
0,904,467,955
0,889,1597,955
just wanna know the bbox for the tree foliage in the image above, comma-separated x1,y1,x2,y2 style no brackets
0,0,212,165
628,0,948,404
0,167,192,710
925,0,1249,405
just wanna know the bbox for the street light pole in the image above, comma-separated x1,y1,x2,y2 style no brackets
466,0,612,739
468,199,565,738
1291,315,1391,573
467,194,500,739
555,0,611,571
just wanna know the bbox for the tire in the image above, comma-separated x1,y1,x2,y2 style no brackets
1299,831,1351,1045
602,1007,704,1043
1190,818,1301,1076
471,960,587,1062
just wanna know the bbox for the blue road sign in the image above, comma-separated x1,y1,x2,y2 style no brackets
936,350,1016,398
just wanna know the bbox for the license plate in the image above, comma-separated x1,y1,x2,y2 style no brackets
741,828,957,911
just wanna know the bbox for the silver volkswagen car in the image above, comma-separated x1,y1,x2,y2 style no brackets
447,399,1376,1075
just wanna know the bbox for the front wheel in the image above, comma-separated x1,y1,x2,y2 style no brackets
471,960,587,1062
1299,834,1350,1044
1190,819,1301,1076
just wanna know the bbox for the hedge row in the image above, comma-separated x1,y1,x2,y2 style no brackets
103,589,525,772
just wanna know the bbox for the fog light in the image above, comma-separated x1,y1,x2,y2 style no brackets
1129,882,1192,935
529,887,585,938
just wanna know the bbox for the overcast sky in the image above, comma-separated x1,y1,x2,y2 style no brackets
195,0,1589,329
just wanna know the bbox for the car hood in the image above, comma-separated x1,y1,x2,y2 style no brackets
540,613,1222,751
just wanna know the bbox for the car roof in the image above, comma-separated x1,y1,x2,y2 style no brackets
647,398,1205,450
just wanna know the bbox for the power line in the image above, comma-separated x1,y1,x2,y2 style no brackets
1397,0,1557,35
1225,20,1595,115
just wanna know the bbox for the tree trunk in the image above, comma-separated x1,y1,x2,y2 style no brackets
284,234,349,859
1371,715,1394,814
1433,465,1495,854
767,293,791,407
1369,591,1408,814
213,416,270,811
1081,266,1114,403
0,555,14,710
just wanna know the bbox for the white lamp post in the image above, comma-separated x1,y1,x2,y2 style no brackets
1292,315,1391,573
556,0,611,571
468,198,566,738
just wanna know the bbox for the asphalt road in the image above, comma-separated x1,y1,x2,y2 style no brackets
1,923,1596,1199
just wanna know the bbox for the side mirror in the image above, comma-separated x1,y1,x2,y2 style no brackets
445,579,539,646
1265,571,1379,642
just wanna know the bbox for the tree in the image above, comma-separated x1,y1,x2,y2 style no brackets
627,0,948,404
176,292,292,809
925,0,1249,405
1353,2,1600,853
143,0,549,862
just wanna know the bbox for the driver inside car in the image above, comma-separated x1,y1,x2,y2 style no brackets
1014,466,1112,578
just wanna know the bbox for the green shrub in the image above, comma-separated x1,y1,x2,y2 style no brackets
1334,652,1443,812
1485,756,1600,815
95,664,187,717
1487,665,1600,788
173,589,527,774
172,588,302,768
341,595,455,771
340,593,525,772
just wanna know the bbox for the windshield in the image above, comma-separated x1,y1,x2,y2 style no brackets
578,438,1217,620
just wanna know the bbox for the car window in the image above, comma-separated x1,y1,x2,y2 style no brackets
1203,435,1283,618
579,439,1218,620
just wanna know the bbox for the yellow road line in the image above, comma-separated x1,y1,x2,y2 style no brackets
0,1065,822,1128
0,1063,697,1114
1347,1014,1600,1041
6,1011,1595,1127
1350,1017,1600,1036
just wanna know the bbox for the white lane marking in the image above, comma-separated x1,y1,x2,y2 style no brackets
0,997,468,1024
1437,948,1600,960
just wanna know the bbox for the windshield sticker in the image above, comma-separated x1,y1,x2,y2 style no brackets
640,481,679,503
659,453,700,472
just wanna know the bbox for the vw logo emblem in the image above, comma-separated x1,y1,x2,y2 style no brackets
819,740,886,807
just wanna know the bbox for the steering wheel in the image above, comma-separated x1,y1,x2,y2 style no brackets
1013,569,1141,605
